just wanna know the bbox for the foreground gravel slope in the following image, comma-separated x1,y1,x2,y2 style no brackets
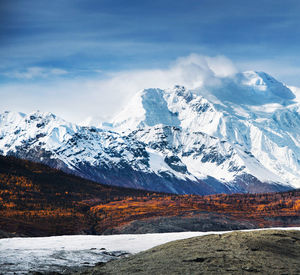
74,230,300,275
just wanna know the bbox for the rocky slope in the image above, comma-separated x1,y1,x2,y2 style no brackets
1,71,300,194
74,230,300,275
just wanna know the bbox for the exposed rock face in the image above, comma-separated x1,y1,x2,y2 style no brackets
73,230,300,275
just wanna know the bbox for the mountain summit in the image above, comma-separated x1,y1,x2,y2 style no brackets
1,71,299,194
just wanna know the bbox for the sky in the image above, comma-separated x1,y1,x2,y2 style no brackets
1,0,300,123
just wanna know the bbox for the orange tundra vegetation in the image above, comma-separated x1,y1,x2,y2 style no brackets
0,156,299,236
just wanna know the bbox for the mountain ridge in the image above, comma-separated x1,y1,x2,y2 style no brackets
1,71,299,194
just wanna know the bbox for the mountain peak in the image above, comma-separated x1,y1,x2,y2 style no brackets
112,88,181,131
171,85,186,94
0,111,26,122
27,110,57,121
240,71,295,100
197,71,296,106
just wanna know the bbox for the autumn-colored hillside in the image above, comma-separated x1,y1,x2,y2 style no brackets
92,191,300,233
0,155,299,236
0,155,157,236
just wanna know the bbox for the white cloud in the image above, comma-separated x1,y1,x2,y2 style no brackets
3,67,68,79
0,54,237,123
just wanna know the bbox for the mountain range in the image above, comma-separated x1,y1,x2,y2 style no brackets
1,71,300,194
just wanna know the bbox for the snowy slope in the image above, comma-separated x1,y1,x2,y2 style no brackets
130,126,283,184
0,110,289,194
0,71,299,193
1,228,300,274
111,72,300,188
0,111,150,177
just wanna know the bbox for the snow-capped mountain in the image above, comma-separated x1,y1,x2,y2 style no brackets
112,71,300,189
0,71,299,194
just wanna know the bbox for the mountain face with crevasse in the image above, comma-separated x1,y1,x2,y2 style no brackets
1,71,300,194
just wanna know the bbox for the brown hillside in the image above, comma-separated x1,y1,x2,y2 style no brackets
0,156,299,236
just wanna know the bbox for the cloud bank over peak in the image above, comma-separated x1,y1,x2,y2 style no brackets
92,54,237,101
0,54,274,123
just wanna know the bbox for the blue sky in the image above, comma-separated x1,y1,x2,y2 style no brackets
1,0,300,121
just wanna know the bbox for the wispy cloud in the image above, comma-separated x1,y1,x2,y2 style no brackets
0,54,299,124
0,54,236,123
1,0,300,82
3,67,68,79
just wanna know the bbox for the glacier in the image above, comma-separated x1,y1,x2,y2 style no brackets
1,228,300,274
